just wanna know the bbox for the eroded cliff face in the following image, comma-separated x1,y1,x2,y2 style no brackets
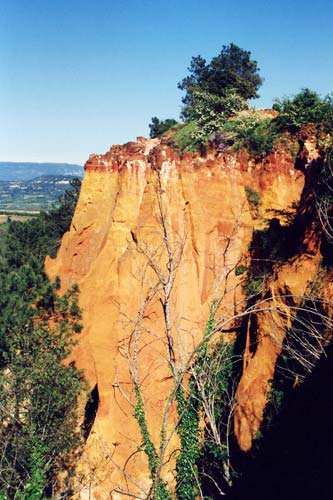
46,137,309,499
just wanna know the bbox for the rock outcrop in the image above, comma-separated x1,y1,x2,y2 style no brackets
46,137,311,499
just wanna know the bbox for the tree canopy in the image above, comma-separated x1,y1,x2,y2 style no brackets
149,117,178,138
273,88,333,132
178,43,263,120
0,179,84,499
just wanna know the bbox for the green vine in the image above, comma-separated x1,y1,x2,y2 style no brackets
175,301,217,499
134,299,233,499
134,383,157,476
175,383,200,500
133,383,171,500
198,340,234,461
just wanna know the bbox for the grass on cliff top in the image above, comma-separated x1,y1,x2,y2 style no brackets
169,121,200,152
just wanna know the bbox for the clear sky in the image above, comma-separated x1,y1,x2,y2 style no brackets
1,0,333,164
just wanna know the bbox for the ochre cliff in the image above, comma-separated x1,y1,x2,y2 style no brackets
46,137,310,499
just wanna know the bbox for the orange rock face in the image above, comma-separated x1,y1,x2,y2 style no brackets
46,137,305,499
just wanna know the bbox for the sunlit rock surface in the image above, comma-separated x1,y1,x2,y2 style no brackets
46,136,307,499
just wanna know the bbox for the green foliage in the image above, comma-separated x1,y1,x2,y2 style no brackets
175,302,218,499
154,484,172,500
17,433,47,500
0,178,81,269
185,89,248,146
245,275,264,297
149,117,178,138
222,111,277,158
171,121,201,152
178,43,263,121
175,301,236,499
273,88,333,133
176,44,263,149
133,383,171,500
133,383,157,477
253,378,286,449
200,342,234,447
245,186,261,208
267,380,285,413
0,181,84,499
235,264,247,276
175,384,200,500
0,436,47,500
0,271,84,498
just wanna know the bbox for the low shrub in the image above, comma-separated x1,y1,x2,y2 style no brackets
235,264,247,276
149,117,178,138
245,186,261,207
272,88,333,134
245,275,264,296
222,110,277,158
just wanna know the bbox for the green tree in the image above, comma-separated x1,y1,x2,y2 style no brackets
149,117,178,138
1,178,81,270
178,43,263,121
0,267,84,499
0,180,84,499
273,88,333,133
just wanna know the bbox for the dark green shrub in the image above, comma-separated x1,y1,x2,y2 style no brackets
235,264,247,276
245,275,264,296
245,186,261,207
273,88,333,133
222,111,277,158
149,117,178,138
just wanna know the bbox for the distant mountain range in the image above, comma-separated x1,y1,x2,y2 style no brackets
0,162,83,181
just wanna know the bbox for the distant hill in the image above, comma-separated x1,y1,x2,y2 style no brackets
0,162,83,181
0,175,81,211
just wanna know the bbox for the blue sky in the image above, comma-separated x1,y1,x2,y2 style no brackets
1,0,333,164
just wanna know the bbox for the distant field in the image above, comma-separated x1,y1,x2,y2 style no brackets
0,214,35,224
0,175,81,211
0,210,40,224
0,161,83,211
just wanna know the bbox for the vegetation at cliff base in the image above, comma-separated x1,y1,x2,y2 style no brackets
0,179,84,499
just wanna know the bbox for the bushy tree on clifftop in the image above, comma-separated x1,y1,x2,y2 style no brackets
148,43,263,149
159,43,264,150
178,43,263,121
